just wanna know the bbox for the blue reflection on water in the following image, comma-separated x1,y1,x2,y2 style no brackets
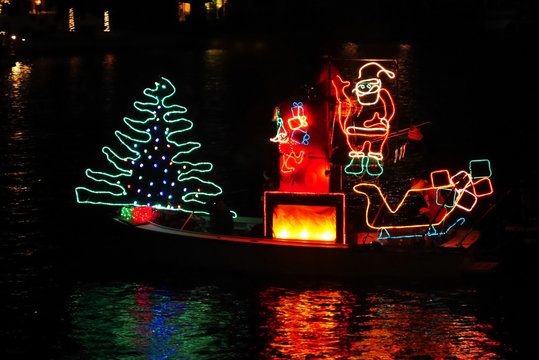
69,283,253,359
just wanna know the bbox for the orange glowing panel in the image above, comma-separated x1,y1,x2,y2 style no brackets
272,204,336,241
264,191,345,243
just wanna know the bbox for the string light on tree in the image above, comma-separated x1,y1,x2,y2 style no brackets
75,77,224,216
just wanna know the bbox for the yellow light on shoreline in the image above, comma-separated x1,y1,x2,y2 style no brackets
104,11,110,32
68,8,75,32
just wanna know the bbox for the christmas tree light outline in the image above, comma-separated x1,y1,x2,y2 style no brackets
75,77,224,215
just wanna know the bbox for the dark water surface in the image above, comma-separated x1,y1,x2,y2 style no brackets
1,39,537,359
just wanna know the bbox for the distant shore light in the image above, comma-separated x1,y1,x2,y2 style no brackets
104,11,110,32
68,8,75,32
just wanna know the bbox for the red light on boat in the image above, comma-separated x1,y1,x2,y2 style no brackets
132,206,153,224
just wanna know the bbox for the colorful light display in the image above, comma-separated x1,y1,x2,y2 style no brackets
270,102,310,174
332,62,396,176
270,101,330,193
75,77,223,215
377,218,466,242
120,206,153,224
353,160,493,234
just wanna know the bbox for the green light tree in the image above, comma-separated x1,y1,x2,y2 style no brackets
75,77,223,215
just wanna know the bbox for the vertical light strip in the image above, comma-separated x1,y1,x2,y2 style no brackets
68,8,75,32
104,11,110,32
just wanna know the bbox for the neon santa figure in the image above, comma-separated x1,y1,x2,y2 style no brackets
332,62,396,176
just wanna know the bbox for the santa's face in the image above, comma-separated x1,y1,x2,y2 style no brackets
353,78,381,105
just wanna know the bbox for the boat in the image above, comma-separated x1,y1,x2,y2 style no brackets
75,60,499,278
113,214,497,278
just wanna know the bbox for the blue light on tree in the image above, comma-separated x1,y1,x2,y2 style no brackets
75,77,223,215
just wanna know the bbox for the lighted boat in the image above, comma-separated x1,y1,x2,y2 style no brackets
75,62,498,278
113,209,496,278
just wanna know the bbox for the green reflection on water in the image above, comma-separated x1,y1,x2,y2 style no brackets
69,283,251,359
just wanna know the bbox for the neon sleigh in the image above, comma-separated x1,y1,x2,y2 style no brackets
353,159,494,243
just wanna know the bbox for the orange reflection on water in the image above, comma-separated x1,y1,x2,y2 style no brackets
258,287,355,359
351,290,503,359
258,287,503,359
7,61,32,106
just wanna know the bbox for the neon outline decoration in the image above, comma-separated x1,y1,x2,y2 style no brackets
270,102,311,174
281,151,305,174
287,102,310,145
377,217,466,241
353,160,493,232
75,77,224,215
332,62,396,176
469,159,492,179
270,107,287,143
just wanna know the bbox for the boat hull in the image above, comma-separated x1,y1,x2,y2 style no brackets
110,220,495,279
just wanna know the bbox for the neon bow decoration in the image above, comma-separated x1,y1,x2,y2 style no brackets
332,62,396,176
353,159,493,233
270,102,311,174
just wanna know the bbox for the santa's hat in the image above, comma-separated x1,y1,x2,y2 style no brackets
357,62,395,80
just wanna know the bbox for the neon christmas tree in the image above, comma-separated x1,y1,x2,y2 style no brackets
75,77,223,215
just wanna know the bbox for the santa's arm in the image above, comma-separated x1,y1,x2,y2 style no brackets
379,88,395,124
331,75,353,133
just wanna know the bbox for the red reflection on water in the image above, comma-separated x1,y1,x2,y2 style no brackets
129,285,156,347
352,291,502,359
258,288,503,359
258,287,356,359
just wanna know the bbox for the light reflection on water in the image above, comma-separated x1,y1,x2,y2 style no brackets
259,286,505,359
352,289,503,359
258,287,356,359
1,60,41,231
67,283,506,359
69,283,252,360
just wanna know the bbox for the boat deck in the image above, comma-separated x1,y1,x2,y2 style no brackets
135,214,483,251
